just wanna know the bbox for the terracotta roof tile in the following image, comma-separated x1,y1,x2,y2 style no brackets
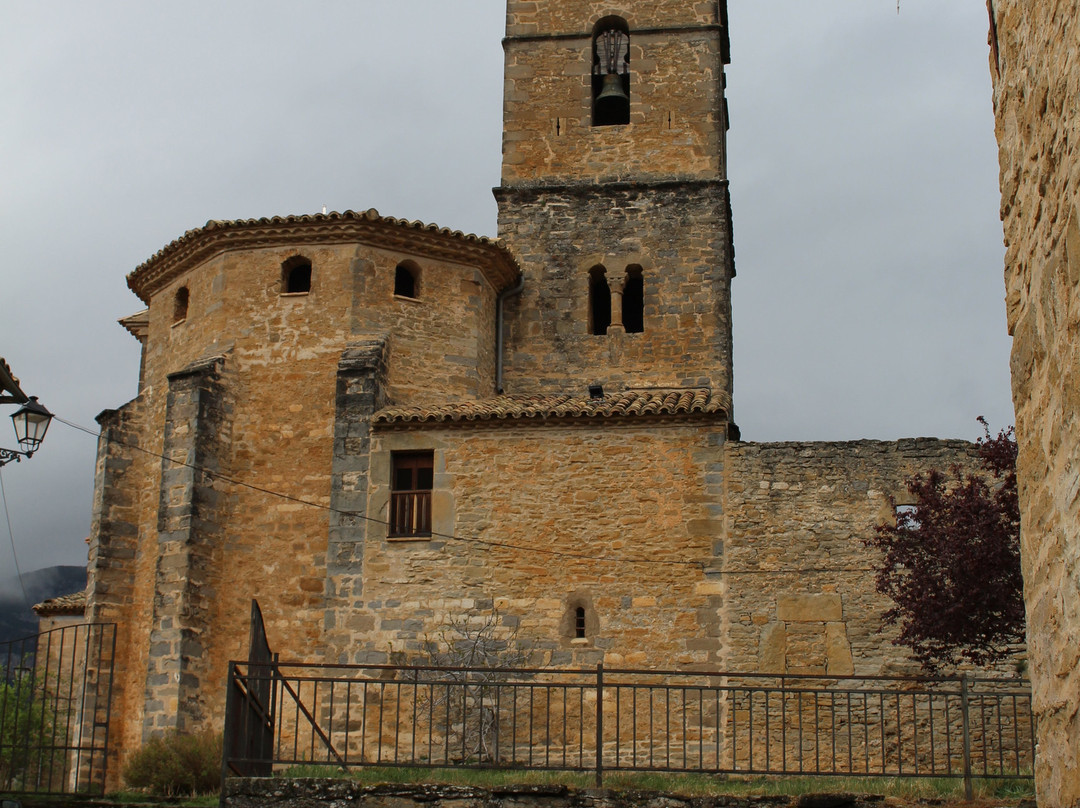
33,590,87,617
0,356,28,404
374,389,728,427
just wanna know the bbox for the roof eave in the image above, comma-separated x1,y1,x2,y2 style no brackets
0,357,28,405
127,209,521,304
372,409,730,431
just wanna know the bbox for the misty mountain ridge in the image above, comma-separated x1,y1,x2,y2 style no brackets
0,565,86,645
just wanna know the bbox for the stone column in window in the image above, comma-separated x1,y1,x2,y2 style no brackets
609,285,625,333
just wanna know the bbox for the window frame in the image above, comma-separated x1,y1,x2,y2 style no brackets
574,606,587,639
389,450,434,538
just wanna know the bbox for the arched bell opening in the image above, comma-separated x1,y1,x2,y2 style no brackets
592,16,630,127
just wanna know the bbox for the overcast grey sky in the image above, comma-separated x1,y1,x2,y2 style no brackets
0,1,1012,579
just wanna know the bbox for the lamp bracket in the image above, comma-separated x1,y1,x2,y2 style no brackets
0,447,30,467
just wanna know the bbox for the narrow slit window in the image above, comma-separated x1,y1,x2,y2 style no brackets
395,261,419,299
390,451,433,537
592,17,630,127
173,287,189,323
282,256,312,294
622,265,644,333
575,607,587,639
589,266,611,335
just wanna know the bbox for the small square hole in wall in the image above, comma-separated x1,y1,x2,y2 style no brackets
895,503,919,528
173,286,189,324
282,256,312,294
394,261,420,299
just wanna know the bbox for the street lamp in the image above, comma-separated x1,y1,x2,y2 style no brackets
0,357,54,467
0,398,54,467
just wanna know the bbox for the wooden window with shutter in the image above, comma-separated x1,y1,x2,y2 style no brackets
390,451,433,537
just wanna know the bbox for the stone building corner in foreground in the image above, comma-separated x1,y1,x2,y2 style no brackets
988,2,1080,806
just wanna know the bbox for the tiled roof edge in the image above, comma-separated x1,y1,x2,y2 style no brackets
127,209,520,304
0,356,28,404
373,390,730,429
33,590,88,616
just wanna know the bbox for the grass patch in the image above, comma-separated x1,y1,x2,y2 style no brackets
275,764,1034,801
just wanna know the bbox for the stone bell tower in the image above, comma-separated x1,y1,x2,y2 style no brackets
496,0,735,414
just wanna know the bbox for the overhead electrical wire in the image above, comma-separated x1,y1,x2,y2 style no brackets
54,415,877,576
0,466,32,610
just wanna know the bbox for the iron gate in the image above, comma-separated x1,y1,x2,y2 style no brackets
222,600,278,782
0,623,116,795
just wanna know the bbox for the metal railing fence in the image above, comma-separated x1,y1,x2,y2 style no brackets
1,623,116,795
223,661,1033,794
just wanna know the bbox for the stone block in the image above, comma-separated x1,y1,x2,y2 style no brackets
759,623,786,673
776,593,843,623
824,622,854,676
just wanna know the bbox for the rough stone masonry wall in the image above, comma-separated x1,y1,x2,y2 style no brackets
498,183,734,402
345,418,727,670
500,25,726,184
143,356,231,738
499,0,732,402
94,238,504,785
991,3,1080,805
505,0,719,39
721,439,981,677
85,397,153,783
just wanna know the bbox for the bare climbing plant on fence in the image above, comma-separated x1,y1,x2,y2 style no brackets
416,607,529,763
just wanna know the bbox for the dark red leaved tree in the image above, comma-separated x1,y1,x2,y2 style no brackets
867,418,1024,671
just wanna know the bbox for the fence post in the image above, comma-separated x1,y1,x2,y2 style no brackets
595,663,604,788
221,662,237,807
960,675,973,800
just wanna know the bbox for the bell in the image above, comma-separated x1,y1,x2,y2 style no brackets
594,73,629,124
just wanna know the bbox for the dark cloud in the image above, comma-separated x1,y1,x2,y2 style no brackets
0,1,1011,574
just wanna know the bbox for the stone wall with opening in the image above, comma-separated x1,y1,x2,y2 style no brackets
721,439,986,677
497,184,734,402
327,417,728,670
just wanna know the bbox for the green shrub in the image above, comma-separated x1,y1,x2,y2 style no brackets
0,675,67,791
122,730,222,796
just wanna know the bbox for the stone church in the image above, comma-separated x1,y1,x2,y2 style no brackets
85,0,983,769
